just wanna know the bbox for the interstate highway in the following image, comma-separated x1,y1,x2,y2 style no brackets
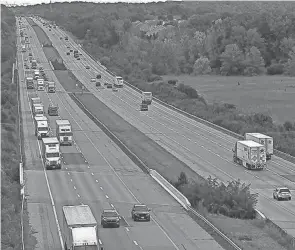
20,18,225,250
33,18,295,237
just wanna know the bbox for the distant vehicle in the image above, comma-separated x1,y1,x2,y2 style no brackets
273,187,291,201
31,59,37,69
32,103,44,117
131,204,151,221
66,46,70,49
101,209,120,228
104,82,108,86
112,87,118,92
142,92,152,105
56,120,73,146
60,37,63,40
244,133,273,160
48,104,58,116
91,78,96,83
96,74,101,79
26,76,34,89
30,97,41,111
70,49,73,52
47,81,56,93
49,29,51,31
21,44,26,52
86,65,90,69
25,64,30,69
107,83,112,89
65,36,68,40
63,205,101,250
232,140,266,170
96,82,101,87
114,76,123,88
66,52,70,55
76,57,80,60
140,103,148,111
34,116,49,140
37,78,45,91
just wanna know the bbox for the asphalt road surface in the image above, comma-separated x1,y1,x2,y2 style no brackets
18,18,225,250
32,18,295,238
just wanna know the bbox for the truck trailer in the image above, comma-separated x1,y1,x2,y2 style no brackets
34,116,49,139
62,205,101,250
30,97,41,110
233,140,266,170
244,133,273,160
33,103,44,117
56,120,73,146
41,137,61,170
142,92,152,105
114,76,123,88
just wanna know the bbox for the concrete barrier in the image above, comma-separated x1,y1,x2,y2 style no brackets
19,163,24,186
255,209,266,220
150,169,191,210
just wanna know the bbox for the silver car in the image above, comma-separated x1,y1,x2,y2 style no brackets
273,187,291,201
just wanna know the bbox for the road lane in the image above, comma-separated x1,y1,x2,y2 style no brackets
34,18,295,237
25,18,226,250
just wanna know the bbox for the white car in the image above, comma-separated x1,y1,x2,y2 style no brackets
273,187,291,201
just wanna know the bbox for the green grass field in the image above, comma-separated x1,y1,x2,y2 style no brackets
163,75,295,124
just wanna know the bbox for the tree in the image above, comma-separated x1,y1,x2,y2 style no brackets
220,44,244,75
193,57,212,75
243,46,265,76
284,46,295,76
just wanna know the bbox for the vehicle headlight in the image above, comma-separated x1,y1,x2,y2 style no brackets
46,159,50,165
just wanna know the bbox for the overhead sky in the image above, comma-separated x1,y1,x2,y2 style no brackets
1,0,184,6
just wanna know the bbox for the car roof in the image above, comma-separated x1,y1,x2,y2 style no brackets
103,209,117,213
278,187,289,190
134,204,147,207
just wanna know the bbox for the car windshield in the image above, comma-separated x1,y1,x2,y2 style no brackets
279,189,290,193
46,152,59,158
103,211,117,217
134,206,148,211
38,127,48,131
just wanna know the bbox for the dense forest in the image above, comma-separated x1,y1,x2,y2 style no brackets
1,5,22,250
14,2,295,157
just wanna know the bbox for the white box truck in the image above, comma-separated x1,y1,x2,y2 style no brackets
62,205,102,250
30,96,41,110
245,133,273,160
233,140,266,170
114,76,123,88
41,137,61,170
37,78,45,91
34,116,49,139
33,69,39,79
56,120,73,146
33,103,44,117
142,92,152,105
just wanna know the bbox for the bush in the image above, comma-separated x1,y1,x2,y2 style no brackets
267,63,284,75
167,79,178,85
177,83,199,98
174,172,258,219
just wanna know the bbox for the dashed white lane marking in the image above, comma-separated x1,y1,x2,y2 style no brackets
95,180,98,183
125,227,129,232
105,195,109,199
91,173,94,176
77,194,80,198
110,203,114,208
70,179,73,182
67,172,70,175
73,186,76,190
133,241,138,246
100,187,103,190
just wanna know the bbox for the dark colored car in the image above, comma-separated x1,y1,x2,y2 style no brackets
131,204,151,221
96,74,101,79
86,65,90,69
101,209,120,228
66,52,70,55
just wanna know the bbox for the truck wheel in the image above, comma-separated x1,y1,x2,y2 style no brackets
289,197,291,201
273,194,276,199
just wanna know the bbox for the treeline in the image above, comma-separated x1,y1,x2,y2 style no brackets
14,2,295,76
1,5,21,250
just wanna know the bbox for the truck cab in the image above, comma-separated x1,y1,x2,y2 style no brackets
114,76,123,88
56,120,73,146
41,137,61,170
34,116,49,139
142,92,152,105
31,60,37,69
30,97,41,110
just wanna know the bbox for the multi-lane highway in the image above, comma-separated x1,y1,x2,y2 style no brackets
18,18,226,250
31,17,295,238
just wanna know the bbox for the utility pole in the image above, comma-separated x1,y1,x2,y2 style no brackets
50,0,52,12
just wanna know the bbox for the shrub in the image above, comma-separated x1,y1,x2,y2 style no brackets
267,63,284,75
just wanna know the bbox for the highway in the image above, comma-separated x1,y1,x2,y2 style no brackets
19,18,225,250
32,18,295,237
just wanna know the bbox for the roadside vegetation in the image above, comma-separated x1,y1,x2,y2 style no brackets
14,2,295,157
1,5,21,250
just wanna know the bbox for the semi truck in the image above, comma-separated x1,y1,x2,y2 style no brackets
41,137,61,170
34,116,49,139
244,133,273,160
33,103,44,117
56,120,73,146
114,76,123,88
142,92,152,105
232,140,266,170
37,78,45,91
47,81,56,93
26,76,34,89
62,205,101,250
